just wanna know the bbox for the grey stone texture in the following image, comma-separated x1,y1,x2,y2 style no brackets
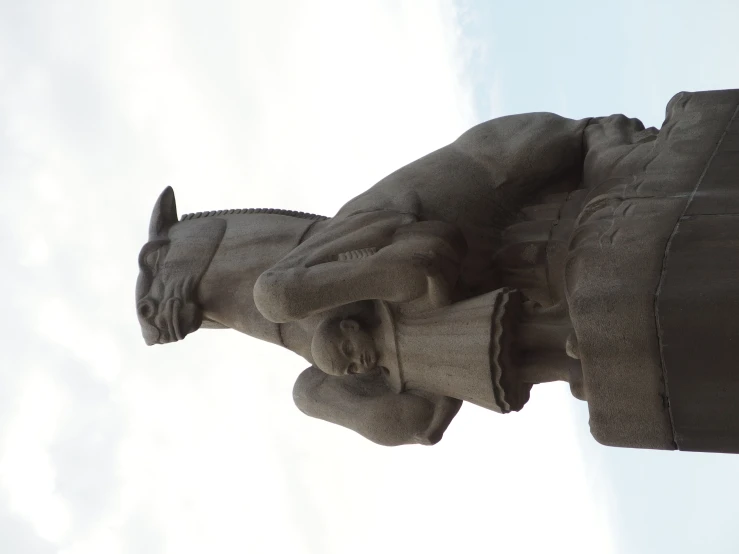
136,89,739,452
657,91,739,454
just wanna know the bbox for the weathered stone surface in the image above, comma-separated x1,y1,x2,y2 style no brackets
135,90,739,452
567,90,739,451
657,98,739,453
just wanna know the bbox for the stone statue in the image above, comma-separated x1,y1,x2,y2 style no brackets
136,89,739,454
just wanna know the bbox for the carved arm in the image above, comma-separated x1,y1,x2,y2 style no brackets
293,367,462,446
254,218,466,323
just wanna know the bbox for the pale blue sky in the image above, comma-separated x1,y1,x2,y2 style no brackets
461,0,739,123
1,1,738,553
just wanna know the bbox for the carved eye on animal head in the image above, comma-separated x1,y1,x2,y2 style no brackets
135,240,170,343
137,240,169,278
138,241,166,273
149,186,179,240
144,249,160,270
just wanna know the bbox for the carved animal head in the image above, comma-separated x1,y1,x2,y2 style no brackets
136,187,226,345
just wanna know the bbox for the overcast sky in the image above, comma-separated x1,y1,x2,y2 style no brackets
1,1,739,553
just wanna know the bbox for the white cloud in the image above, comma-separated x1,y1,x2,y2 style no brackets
0,1,617,553
37,298,123,383
0,372,72,543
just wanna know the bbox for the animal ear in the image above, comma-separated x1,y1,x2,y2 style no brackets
149,186,179,239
